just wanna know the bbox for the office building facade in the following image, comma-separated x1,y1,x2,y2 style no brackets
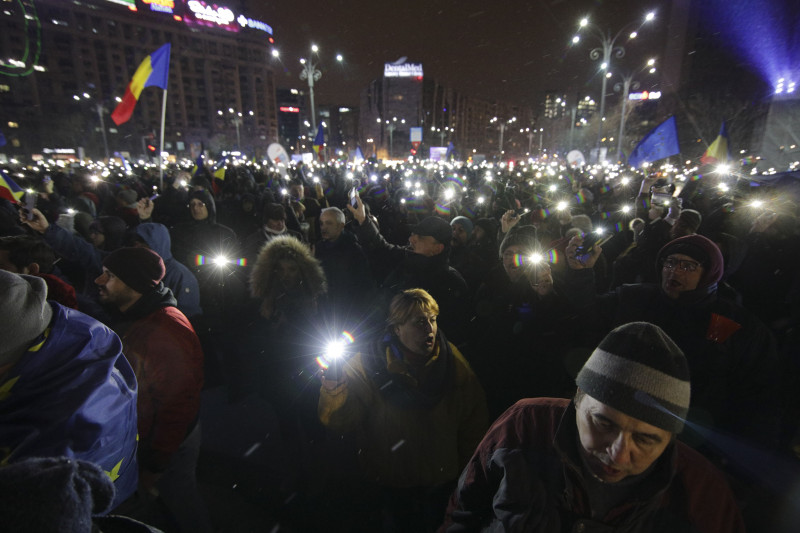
0,0,278,159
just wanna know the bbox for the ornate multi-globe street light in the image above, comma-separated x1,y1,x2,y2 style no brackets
216,108,254,149
490,116,516,155
572,11,655,155
272,44,343,133
613,58,657,161
378,116,405,158
73,91,111,160
432,126,453,147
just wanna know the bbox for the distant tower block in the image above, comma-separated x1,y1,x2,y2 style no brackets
757,84,800,172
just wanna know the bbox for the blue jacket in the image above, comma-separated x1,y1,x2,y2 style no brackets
0,302,139,509
44,222,202,318
135,223,202,317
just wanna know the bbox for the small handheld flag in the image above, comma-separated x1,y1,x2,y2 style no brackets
313,124,324,160
0,169,25,202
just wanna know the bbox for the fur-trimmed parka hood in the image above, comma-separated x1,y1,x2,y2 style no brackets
250,235,327,319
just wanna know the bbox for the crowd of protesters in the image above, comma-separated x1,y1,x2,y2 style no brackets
1,153,800,532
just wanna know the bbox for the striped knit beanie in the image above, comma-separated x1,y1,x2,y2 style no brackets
576,322,691,433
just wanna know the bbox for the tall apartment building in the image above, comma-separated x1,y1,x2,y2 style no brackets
544,92,567,120
358,60,534,159
0,0,278,159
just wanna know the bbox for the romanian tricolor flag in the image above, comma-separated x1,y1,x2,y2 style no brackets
313,123,324,160
111,43,171,126
0,169,24,203
701,121,730,166
212,154,228,181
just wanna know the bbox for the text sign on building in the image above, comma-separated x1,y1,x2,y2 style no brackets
104,0,136,7
183,1,273,35
185,0,238,32
429,147,448,161
142,0,176,14
628,91,662,101
384,63,424,78
236,14,273,35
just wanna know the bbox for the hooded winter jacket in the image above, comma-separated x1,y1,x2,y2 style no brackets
135,223,202,317
169,189,238,267
0,302,139,509
43,222,202,318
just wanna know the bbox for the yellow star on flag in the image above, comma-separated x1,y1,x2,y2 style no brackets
0,376,20,401
105,459,124,482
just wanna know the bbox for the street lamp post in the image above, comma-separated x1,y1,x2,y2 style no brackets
613,58,657,161
94,103,110,160
280,44,343,133
432,126,450,146
490,116,517,155
232,111,242,149
569,106,578,150
272,46,343,134
74,92,110,160
299,57,321,132
524,128,533,155
385,117,405,158
387,121,395,158
572,12,655,154
218,108,250,149
538,128,544,155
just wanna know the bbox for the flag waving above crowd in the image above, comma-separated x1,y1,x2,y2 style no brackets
627,116,681,168
701,121,731,165
111,43,171,126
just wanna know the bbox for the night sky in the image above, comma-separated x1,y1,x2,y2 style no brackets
251,0,669,110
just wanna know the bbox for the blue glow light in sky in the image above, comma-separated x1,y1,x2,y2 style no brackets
698,0,800,93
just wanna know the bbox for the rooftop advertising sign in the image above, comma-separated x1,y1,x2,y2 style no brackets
628,91,662,101
142,0,176,14
183,1,272,35
105,1,273,37
236,14,273,35
384,63,424,78
184,1,237,31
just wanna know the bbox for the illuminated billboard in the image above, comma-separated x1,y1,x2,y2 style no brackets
237,14,273,35
384,63,424,78
628,91,662,101
183,1,273,35
142,0,176,14
104,1,274,37
184,1,238,31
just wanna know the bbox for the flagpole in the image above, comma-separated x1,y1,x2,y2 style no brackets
158,88,168,190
